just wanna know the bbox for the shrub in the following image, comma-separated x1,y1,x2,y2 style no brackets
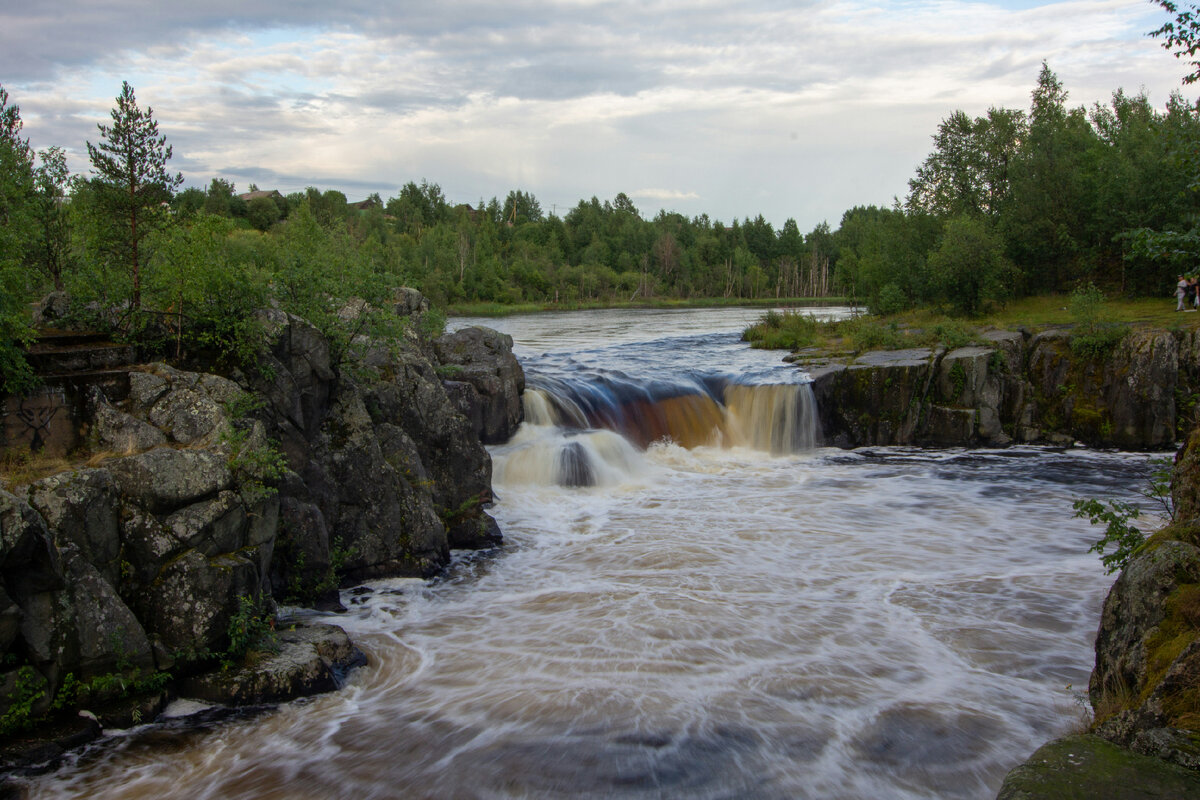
742,310,820,350
226,594,277,660
1074,497,1144,574
872,283,910,316
1068,282,1126,360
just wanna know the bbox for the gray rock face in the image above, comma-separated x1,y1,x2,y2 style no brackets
1090,541,1200,709
27,468,122,585
143,549,260,655
808,327,1187,450
107,448,232,513
1,290,498,741
246,294,501,596
0,489,153,713
89,387,167,453
434,326,526,444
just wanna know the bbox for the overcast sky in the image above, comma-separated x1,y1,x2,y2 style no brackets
1,0,1192,230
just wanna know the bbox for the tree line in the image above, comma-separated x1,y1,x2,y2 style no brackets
2,38,1200,392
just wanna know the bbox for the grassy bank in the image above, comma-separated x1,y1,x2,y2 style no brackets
743,294,1200,355
445,296,850,317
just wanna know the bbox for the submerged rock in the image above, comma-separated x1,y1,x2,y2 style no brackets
177,622,365,705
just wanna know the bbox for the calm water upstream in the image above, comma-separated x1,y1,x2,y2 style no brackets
20,307,1153,799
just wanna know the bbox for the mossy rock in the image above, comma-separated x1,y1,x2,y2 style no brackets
996,734,1200,799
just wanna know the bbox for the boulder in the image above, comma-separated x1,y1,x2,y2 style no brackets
126,364,241,446
26,468,122,585
1,490,152,697
434,326,526,444
31,292,70,326
251,308,335,459
140,549,261,656
107,448,232,513
177,622,364,705
307,381,448,579
88,387,167,453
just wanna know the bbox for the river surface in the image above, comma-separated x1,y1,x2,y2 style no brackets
21,307,1154,799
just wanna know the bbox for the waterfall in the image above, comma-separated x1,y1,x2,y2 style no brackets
501,379,819,487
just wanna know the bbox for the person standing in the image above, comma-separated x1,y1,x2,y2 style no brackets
1177,275,1188,311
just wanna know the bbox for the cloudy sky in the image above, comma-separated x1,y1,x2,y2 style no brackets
1,0,1192,230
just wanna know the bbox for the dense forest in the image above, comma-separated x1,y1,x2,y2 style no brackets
3,53,1200,392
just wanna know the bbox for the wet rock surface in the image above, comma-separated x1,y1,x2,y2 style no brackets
177,621,365,706
996,734,1200,799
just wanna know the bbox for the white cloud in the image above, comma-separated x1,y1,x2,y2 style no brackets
633,188,702,201
3,0,1192,229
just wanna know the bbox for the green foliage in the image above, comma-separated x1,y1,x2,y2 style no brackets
1075,497,1145,573
949,361,967,398
919,319,981,350
85,81,183,310
874,283,910,316
0,84,38,395
843,317,906,352
1152,0,1200,84
226,594,277,660
222,426,287,504
419,306,448,340
145,213,269,364
926,216,1012,316
30,146,73,292
222,390,267,420
1067,281,1128,358
439,492,485,527
742,310,820,350
0,665,48,735
1070,282,1108,333
1070,325,1127,360
7,61,1200,343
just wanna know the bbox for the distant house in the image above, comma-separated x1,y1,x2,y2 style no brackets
237,189,284,203
348,196,382,211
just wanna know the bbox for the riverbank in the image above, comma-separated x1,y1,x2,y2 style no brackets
445,294,849,317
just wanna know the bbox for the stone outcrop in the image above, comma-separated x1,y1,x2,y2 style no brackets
996,419,1200,796
807,326,1190,450
434,326,526,445
177,622,365,706
996,734,1200,799
0,290,520,770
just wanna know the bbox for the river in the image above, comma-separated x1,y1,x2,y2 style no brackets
20,307,1153,799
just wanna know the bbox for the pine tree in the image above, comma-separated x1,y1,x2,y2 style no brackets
86,81,182,310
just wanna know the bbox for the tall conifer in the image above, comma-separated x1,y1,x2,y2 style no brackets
86,81,182,310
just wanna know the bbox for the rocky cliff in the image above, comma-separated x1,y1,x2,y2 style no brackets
807,326,1189,450
0,292,524,769
996,418,1200,798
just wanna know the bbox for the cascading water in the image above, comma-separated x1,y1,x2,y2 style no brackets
507,376,818,486
17,307,1156,800
498,307,825,487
